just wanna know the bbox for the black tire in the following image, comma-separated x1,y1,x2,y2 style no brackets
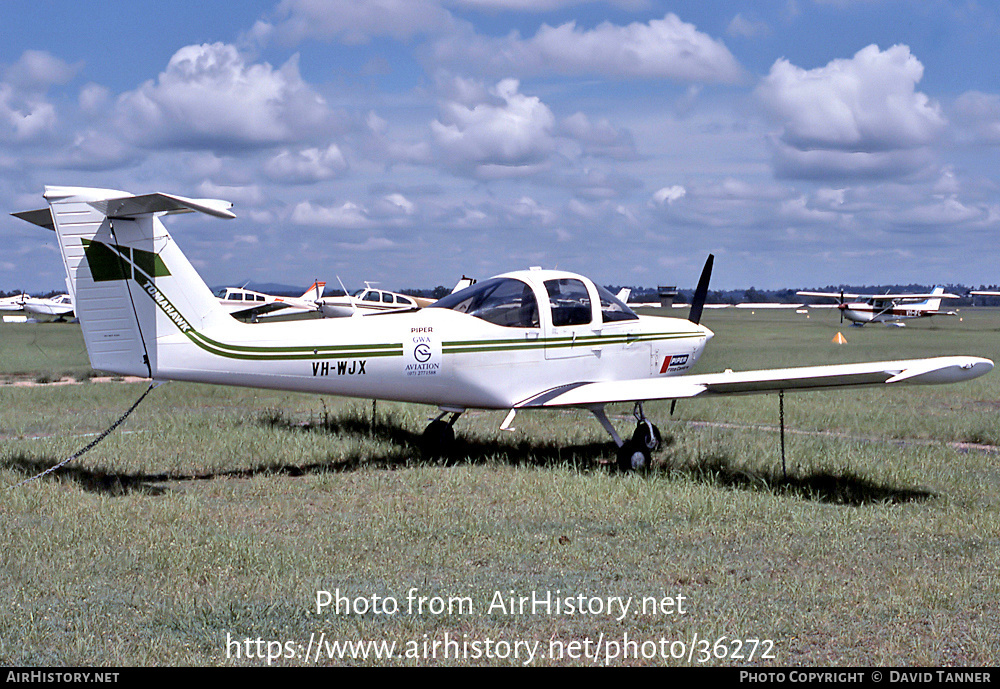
632,422,662,452
616,441,650,473
421,419,455,458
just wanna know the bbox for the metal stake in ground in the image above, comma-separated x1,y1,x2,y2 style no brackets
779,390,787,481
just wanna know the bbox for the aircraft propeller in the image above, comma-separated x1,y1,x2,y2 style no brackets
687,254,714,326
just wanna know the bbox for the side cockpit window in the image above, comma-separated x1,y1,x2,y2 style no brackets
545,278,592,326
429,277,539,328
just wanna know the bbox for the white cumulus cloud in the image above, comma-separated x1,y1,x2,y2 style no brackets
264,145,348,184
756,44,945,179
115,43,332,149
428,13,744,82
431,79,556,177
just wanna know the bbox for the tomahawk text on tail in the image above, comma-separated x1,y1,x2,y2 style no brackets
15,186,993,470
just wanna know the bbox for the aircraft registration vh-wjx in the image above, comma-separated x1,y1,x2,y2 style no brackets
13,186,995,471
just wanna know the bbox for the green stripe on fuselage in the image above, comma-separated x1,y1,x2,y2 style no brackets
443,331,702,354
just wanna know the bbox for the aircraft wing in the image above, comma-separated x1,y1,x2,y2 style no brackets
797,290,861,300
516,356,992,408
227,299,319,321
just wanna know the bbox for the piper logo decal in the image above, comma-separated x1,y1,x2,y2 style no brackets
660,354,689,373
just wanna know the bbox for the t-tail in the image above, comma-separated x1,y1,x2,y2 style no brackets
13,186,236,378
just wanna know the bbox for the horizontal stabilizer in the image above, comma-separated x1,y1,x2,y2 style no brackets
89,192,236,220
517,356,993,408
11,208,55,230
15,190,236,230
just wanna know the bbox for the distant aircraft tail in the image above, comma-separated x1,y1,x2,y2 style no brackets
923,286,945,312
301,280,326,302
13,186,236,378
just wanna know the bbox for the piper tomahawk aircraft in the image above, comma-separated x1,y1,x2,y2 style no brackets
13,187,994,470
797,288,959,326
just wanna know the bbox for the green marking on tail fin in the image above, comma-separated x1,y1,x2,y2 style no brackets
82,239,171,282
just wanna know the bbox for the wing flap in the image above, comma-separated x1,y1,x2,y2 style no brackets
516,356,993,408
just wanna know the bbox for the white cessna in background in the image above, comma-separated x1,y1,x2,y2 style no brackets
13,187,994,470
797,288,959,326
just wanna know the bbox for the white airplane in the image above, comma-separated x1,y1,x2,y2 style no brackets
796,288,959,326
13,186,994,470
0,293,30,312
0,292,75,319
315,283,429,318
21,293,75,318
216,281,325,321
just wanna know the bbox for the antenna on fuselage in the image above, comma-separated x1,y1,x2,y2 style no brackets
687,254,714,326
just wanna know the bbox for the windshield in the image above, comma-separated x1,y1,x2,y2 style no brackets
429,277,539,328
596,284,638,322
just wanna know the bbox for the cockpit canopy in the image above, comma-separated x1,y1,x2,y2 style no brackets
430,272,637,328
214,288,266,302
354,288,418,308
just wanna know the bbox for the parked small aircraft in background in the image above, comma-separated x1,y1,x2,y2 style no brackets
0,293,31,312
0,293,75,319
797,287,959,326
21,293,75,319
14,187,994,470
315,283,430,318
215,281,325,321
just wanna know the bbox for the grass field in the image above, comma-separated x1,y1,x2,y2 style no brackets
2,308,999,666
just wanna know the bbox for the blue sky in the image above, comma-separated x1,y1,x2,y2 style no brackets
3,0,1000,293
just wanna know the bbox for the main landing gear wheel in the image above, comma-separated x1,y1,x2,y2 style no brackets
616,404,661,472
421,411,462,459
632,420,662,453
617,441,651,472
589,404,661,473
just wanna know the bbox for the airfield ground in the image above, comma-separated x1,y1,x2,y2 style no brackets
1,307,999,666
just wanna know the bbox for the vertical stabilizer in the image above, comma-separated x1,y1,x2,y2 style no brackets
924,286,944,312
35,186,235,377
